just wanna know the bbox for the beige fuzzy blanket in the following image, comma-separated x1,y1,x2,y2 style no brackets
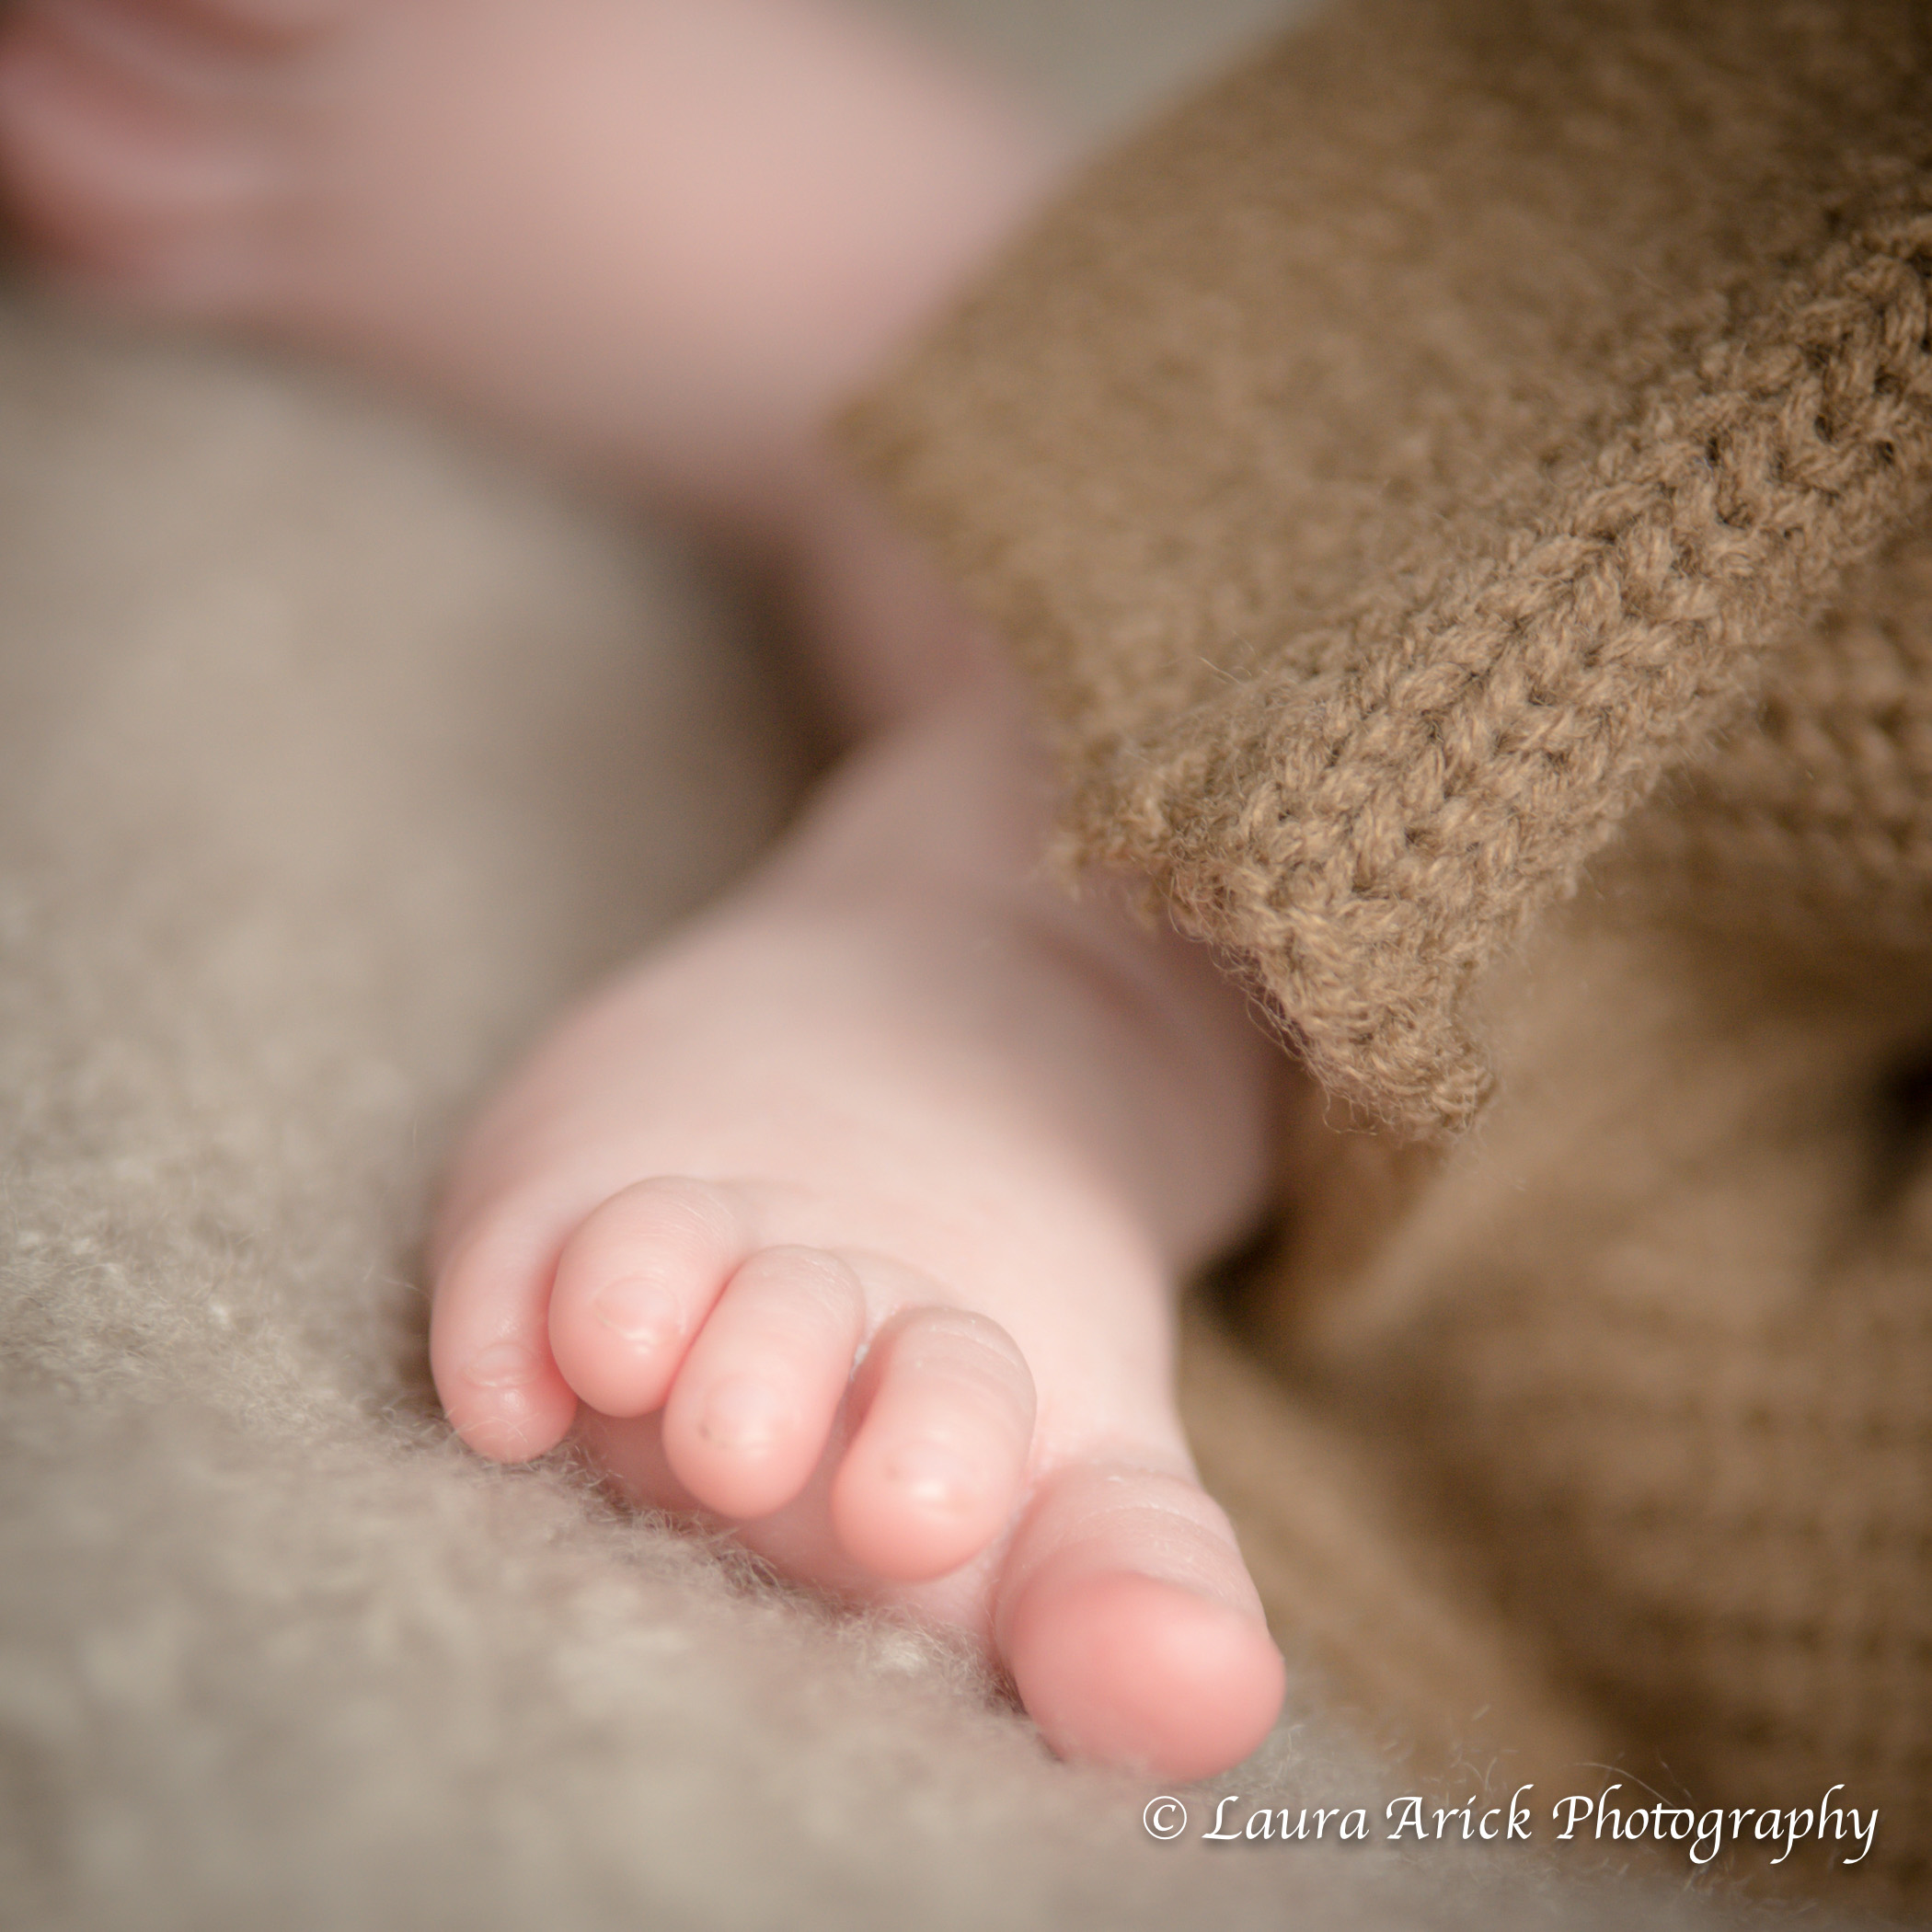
0,4,1856,1925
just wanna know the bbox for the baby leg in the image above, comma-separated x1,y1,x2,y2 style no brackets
0,0,1292,1774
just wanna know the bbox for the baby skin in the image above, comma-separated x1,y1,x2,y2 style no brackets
0,0,1290,1777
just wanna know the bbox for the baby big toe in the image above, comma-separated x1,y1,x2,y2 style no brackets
546,1177,752,1419
831,1306,1035,1583
660,1246,865,1521
996,1466,1284,1780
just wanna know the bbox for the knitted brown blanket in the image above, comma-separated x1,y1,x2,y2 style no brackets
850,0,1932,1910
852,0,1932,1135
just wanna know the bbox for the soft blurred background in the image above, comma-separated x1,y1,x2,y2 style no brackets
880,0,1294,138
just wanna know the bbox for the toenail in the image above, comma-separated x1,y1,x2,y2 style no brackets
592,1278,682,1348
696,1375,790,1453
466,1341,541,1390
881,1441,979,1512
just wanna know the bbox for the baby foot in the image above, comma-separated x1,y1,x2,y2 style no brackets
429,696,1288,1778
0,0,1061,522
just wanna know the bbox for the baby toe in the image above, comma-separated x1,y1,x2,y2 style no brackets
431,1326,578,1466
660,1246,865,1521
831,1305,1035,1583
546,1176,752,1419
431,1207,581,1466
0,3,269,279
995,1465,1284,1780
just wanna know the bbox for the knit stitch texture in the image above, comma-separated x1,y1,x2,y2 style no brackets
847,0,1932,1138
845,0,1932,1909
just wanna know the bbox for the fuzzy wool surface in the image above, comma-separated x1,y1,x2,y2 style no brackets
0,5,1834,1926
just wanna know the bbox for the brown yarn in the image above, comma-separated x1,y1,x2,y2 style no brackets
845,0,1932,1137
845,0,1932,1908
